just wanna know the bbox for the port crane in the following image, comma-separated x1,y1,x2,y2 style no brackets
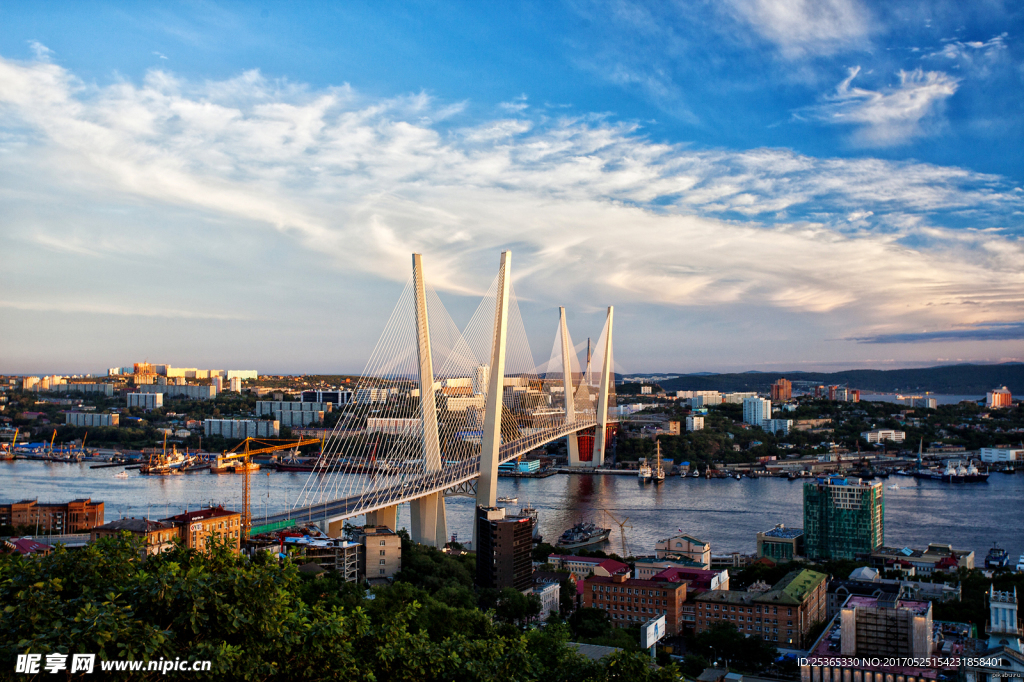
220,437,321,539
603,508,633,559
0,428,17,457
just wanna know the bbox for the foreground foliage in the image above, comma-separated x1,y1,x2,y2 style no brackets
0,536,679,681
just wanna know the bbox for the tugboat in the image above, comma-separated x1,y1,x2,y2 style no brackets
652,442,665,483
985,544,1010,570
638,458,653,484
556,521,611,550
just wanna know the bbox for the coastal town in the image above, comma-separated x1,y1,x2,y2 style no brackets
3,366,1022,680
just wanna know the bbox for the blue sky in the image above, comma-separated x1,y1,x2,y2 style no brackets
0,0,1022,374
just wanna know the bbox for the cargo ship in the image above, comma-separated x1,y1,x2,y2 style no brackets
914,459,989,483
555,521,611,549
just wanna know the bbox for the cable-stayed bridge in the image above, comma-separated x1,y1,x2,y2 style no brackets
262,251,617,546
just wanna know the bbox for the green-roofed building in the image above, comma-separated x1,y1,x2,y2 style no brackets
695,568,828,648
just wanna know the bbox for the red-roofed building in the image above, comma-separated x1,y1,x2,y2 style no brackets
161,506,241,552
652,567,729,593
548,554,630,579
2,537,53,556
583,573,690,634
650,566,729,632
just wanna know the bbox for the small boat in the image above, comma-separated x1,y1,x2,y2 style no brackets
734,473,741,480
888,484,899,490
497,495,518,504
114,470,130,479
638,458,653,483
1016,555,1024,573
689,469,700,478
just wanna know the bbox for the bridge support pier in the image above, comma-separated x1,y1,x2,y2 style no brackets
410,493,447,547
592,306,614,467
366,505,398,530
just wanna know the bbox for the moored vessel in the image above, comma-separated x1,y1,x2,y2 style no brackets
555,521,611,549
637,458,652,483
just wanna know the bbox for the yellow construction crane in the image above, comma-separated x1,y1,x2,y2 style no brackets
221,437,321,539
0,428,17,457
603,508,633,559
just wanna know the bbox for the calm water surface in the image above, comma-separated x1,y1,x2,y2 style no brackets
3,460,1021,560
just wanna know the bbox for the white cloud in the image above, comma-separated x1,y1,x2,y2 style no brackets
923,33,1009,79
0,54,1021,364
797,66,959,145
723,0,873,58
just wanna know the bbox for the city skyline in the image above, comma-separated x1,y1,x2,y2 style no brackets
1,1,1022,374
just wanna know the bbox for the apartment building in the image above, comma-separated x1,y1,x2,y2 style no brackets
583,573,690,635
0,498,104,534
694,569,827,648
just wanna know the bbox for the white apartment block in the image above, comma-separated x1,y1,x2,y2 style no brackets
204,419,279,438
742,397,772,426
66,412,119,427
128,393,163,409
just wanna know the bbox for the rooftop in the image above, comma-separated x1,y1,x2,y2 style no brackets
844,595,931,615
764,569,827,605
161,506,239,524
586,575,687,591
762,524,804,539
94,518,172,533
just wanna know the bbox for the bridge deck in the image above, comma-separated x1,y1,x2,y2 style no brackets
259,418,613,528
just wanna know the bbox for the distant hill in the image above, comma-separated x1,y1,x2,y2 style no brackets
655,363,1023,395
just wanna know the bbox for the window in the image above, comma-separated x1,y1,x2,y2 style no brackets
379,559,386,565
380,550,386,556
379,540,385,546
379,569,385,575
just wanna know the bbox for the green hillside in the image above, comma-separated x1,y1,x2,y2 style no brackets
655,363,1023,395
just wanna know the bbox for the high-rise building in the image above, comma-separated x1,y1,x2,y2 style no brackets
987,387,1013,408
476,506,533,590
770,378,792,402
685,415,704,432
228,377,242,392
803,476,884,560
743,397,772,427
849,389,861,402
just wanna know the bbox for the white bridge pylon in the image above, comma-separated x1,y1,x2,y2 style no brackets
284,251,616,547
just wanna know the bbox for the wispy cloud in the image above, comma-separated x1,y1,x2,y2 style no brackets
797,66,959,145
0,300,253,321
723,0,873,59
0,52,1021,351
850,322,1024,344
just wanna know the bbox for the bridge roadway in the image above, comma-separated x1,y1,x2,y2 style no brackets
261,417,613,527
